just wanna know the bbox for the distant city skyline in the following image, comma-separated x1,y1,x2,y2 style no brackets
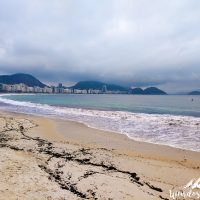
0,0,200,93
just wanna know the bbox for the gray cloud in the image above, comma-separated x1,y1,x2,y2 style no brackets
0,0,200,92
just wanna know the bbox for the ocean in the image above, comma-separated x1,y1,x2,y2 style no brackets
0,93,199,152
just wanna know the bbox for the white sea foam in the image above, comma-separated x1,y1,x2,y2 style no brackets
0,94,200,152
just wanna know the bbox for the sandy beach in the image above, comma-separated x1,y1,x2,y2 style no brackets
0,111,199,200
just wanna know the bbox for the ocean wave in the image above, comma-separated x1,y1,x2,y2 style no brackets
0,94,200,152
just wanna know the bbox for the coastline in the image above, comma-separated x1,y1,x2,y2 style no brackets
4,110,200,165
0,110,200,199
1,93,200,152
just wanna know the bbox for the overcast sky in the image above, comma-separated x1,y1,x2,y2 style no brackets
0,0,200,93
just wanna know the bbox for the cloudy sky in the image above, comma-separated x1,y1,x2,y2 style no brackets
0,0,200,93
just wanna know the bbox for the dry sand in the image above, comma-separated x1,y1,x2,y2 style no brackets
0,111,199,200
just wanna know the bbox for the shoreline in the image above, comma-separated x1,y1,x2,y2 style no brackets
0,93,200,153
2,110,200,167
0,110,200,199
1,108,200,154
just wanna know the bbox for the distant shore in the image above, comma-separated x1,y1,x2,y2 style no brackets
0,110,199,199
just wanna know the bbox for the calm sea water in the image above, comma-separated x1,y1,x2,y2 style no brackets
0,94,200,151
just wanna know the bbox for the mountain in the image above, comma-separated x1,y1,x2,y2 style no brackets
72,81,127,91
188,91,200,95
131,87,144,94
143,87,167,95
73,82,167,94
0,73,46,87
130,87,167,95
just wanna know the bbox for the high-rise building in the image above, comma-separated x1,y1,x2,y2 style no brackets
58,83,64,93
102,85,107,93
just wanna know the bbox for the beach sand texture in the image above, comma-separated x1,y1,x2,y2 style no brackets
0,111,199,200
